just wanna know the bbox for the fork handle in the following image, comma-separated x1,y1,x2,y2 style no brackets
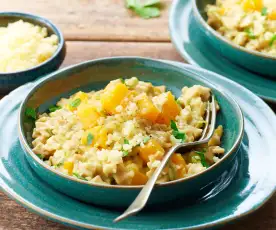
113,145,179,222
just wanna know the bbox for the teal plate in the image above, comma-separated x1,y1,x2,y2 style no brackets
1,60,276,229
169,0,276,103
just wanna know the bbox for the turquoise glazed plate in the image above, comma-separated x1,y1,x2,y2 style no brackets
0,60,276,229
169,0,276,103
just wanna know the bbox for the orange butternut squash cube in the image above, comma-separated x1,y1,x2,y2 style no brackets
81,126,107,148
139,139,164,163
63,161,74,175
131,171,148,185
242,0,263,12
77,104,100,129
171,153,187,178
101,82,128,114
268,10,276,20
156,92,181,125
137,95,160,122
171,153,186,166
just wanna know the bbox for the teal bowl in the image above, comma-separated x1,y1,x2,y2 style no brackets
193,0,276,78
0,12,66,93
18,57,244,207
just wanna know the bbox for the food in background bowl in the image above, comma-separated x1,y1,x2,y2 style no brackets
206,0,276,56
30,77,224,185
0,20,58,73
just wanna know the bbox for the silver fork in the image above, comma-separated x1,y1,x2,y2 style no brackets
114,95,217,223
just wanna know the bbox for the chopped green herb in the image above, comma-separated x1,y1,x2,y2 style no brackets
124,138,129,144
134,6,160,18
120,78,125,84
143,0,160,7
25,107,37,120
172,130,186,140
73,172,88,181
191,155,201,163
261,7,268,16
143,136,150,144
87,133,94,145
244,28,256,39
36,154,44,159
49,105,61,113
170,120,178,131
170,120,186,143
269,34,276,47
125,0,161,19
55,162,63,167
70,98,81,108
122,150,129,157
176,99,182,106
195,151,209,168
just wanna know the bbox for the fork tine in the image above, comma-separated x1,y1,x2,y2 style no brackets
205,95,217,140
199,101,210,141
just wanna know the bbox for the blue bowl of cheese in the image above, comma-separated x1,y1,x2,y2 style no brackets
0,12,66,93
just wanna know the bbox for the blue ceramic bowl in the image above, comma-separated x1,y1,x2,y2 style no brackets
18,57,244,207
192,0,276,78
0,12,66,93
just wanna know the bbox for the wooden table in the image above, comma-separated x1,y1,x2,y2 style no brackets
1,1,275,229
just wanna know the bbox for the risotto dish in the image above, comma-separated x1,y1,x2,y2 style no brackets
30,77,224,185
206,0,276,56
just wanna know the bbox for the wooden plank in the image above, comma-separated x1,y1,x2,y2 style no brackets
61,41,183,66
1,0,172,42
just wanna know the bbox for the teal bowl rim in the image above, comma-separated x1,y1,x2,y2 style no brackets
191,0,276,61
18,56,244,190
0,12,65,75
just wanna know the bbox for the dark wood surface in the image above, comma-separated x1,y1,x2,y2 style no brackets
0,1,275,230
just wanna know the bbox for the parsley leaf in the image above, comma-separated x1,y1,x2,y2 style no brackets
143,0,160,7
73,172,88,181
87,133,94,145
269,34,276,47
195,151,209,168
25,107,37,120
122,150,129,157
134,6,160,19
244,28,256,39
49,105,61,113
126,0,137,8
170,120,186,143
261,7,268,16
70,98,81,108
124,138,129,144
170,120,178,131
36,154,44,159
120,78,125,84
143,136,150,144
56,162,63,167
125,0,161,19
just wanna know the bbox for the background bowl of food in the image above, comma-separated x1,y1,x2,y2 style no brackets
193,0,276,78
18,57,244,207
0,12,66,93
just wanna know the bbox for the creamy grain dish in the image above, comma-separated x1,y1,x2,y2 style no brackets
206,0,276,56
30,77,224,185
0,20,58,72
